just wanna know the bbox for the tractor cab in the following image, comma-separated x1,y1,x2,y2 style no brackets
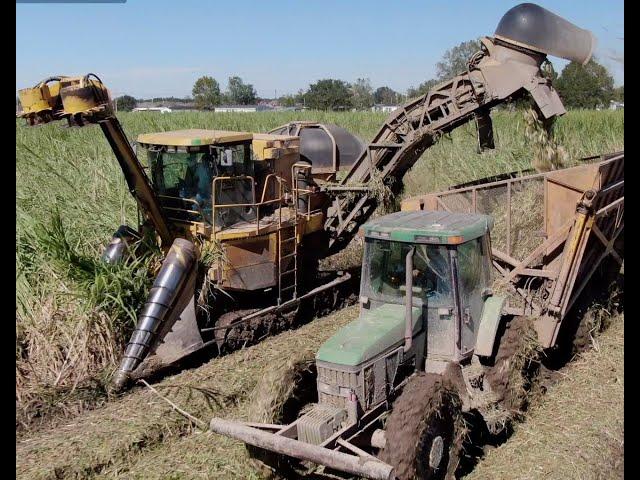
315,211,495,418
357,211,494,364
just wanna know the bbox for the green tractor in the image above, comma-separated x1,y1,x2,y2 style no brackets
211,210,528,480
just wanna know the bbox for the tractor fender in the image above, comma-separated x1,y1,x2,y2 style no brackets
474,295,506,357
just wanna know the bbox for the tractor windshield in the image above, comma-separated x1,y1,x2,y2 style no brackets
362,238,453,307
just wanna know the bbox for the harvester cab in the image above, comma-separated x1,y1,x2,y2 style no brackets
136,129,256,234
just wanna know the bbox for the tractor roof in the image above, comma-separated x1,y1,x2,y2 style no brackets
137,129,252,147
363,210,493,244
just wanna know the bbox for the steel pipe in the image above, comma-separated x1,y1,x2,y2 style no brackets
209,418,394,480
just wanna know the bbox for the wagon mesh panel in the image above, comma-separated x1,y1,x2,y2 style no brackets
436,177,545,262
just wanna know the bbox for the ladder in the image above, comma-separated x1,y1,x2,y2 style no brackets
277,222,298,305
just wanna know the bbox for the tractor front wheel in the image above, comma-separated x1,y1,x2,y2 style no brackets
381,373,463,480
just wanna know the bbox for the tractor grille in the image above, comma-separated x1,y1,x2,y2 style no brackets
317,364,360,410
316,351,402,412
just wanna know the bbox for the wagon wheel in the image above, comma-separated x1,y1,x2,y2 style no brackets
380,373,463,480
245,349,318,478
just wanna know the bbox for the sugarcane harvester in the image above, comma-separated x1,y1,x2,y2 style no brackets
207,5,621,480
17,77,363,389
17,4,595,395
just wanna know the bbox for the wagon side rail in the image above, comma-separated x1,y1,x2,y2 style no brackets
401,151,624,347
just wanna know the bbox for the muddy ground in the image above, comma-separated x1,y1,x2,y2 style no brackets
468,313,624,480
16,307,359,479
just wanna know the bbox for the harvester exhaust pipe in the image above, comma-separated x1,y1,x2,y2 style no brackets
495,3,596,64
112,238,199,391
209,418,395,480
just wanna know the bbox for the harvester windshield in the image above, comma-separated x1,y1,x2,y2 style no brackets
362,238,453,306
148,144,253,226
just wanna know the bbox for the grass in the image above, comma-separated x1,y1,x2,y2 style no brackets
466,313,624,480
15,109,624,432
16,306,359,479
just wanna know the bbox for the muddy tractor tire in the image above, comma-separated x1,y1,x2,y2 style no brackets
380,373,463,480
245,349,318,478
486,316,540,414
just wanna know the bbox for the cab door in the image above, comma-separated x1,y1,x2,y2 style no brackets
456,236,492,355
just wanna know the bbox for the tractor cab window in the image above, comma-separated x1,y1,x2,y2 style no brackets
362,238,453,307
456,237,491,297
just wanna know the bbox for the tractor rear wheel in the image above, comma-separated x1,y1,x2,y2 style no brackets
245,349,318,478
380,373,463,480
486,316,540,414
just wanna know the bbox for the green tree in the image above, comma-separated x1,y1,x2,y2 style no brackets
192,76,221,110
351,78,374,110
279,94,296,107
115,95,137,112
294,89,307,106
305,79,353,111
554,59,614,109
373,86,399,105
407,79,439,99
613,85,624,102
435,39,481,80
226,76,257,105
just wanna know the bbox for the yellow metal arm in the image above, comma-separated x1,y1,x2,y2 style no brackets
17,74,174,247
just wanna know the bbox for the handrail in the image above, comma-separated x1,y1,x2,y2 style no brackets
157,194,208,226
211,174,291,238
292,163,314,222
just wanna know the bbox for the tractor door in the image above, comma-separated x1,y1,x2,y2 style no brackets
455,236,492,355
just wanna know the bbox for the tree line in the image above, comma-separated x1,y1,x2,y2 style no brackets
115,39,623,112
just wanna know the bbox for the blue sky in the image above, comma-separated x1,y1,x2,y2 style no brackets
16,0,624,99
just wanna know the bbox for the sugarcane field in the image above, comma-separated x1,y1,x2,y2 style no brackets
16,2,624,479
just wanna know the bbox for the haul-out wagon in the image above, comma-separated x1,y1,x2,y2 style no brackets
402,151,624,348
